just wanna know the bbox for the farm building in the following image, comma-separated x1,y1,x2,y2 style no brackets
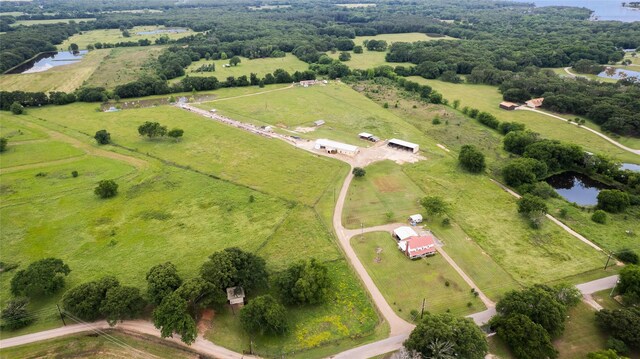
226,286,245,307
398,235,437,259
409,214,423,225
314,139,359,155
499,101,518,111
104,106,120,112
300,80,317,87
526,98,544,108
388,139,419,153
393,226,418,241
314,120,326,126
359,132,380,142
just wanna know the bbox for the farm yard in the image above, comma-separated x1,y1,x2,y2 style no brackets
59,26,198,50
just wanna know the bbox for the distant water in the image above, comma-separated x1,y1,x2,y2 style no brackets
6,50,87,74
598,68,640,79
511,0,640,22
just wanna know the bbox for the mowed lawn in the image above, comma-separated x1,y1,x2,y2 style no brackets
408,77,640,164
352,232,485,321
24,103,344,205
343,160,424,228
0,140,84,169
173,54,309,81
0,49,110,93
0,116,48,141
60,26,198,50
85,46,165,89
199,83,429,146
404,157,607,285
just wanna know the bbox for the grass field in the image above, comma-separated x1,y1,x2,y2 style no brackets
0,49,110,92
11,18,96,26
172,54,308,82
407,77,640,164
548,67,618,83
0,139,85,169
0,331,200,358
60,26,198,50
0,116,48,141
326,50,412,70
352,232,485,321
335,3,377,8
85,46,165,89
354,33,455,45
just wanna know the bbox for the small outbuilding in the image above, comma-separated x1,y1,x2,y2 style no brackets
314,139,359,156
499,101,518,111
300,80,317,87
398,235,437,259
359,132,380,142
388,138,419,153
104,106,120,112
314,120,326,127
393,226,418,241
226,286,245,307
526,98,544,108
409,214,423,225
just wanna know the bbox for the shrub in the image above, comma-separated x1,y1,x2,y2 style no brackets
458,145,486,173
597,190,630,213
94,130,111,145
274,259,330,305
71,171,79,178
606,338,628,355
441,218,450,226
0,137,7,152
432,117,441,125
0,297,33,330
352,167,366,177
10,102,24,115
591,210,608,224
616,249,639,264
239,295,288,335
95,180,118,199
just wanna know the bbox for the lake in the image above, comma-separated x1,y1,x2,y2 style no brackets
546,171,611,206
621,163,640,172
511,0,640,22
6,50,87,74
598,68,640,80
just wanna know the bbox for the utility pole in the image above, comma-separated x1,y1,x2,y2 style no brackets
604,252,614,270
56,304,66,326
361,222,364,237
610,280,620,297
420,298,426,319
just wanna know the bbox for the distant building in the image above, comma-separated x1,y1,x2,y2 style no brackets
393,226,418,241
499,101,519,111
359,132,380,142
314,120,326,126
209,108,217,113
388,138,419,153
398,235,437,259
409,214,423,225
104,106,120,112
300,80,317,87
314,139,359,156
226,286,245,308
525,98,544,108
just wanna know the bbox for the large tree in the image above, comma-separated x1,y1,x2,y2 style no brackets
618,265,640,305
596,307,640,349
200,247,268,295
10,258,71,297
597,190,630,213
100,286,146,326
0,297,33,330
404,312,488,359
146,262,182,305
94,130,111,145
94,180,118,199
274,259,331,305
458,145,486,173
493,314,558,359
63,276,120,321
138,121,167,138
420,196,448,218
153,292,197,345
239,294,289,335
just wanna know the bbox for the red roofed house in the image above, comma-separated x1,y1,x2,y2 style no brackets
398,235,437,259
525,98,544,108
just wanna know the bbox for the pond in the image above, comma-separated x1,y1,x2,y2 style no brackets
598,68,640,80
510,0,640,22
621,163,640,172
136,28,187,35
545,171,612,206
6,50,87,74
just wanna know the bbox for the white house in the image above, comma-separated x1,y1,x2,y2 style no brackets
388,138,419,153
409,214,423,225
393,226,418,241
314,139,359,156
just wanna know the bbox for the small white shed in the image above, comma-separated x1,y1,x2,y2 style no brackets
409,214,423,225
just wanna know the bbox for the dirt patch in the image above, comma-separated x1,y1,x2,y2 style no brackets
197,308,214,334
373,175,403,193
294,126,316,133
100,94,217,111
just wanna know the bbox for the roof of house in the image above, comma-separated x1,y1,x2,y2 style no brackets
409,214,423,222
526,98,544,107
393,226,418,241
226,286,245,304
398,235,437,257
314,120,326,125
500,101,518,107
315,138,358,152
388,138,419,150
359,132,374,138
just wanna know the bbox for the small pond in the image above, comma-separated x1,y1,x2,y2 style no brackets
136,28,187,35
621,163,640,172
598,68,640,80
6,50,87,74
545,171,612,206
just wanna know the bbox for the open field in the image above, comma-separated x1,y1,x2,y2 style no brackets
0,49,110,92
343,160,424,228
0,138,84,169
335,3,377,8
11,18,96,26
0,116,47,141
60,26,198,50
352,232,485,321
354,33,455,45
85,46,165,89
24,102,344,205
548,67,618,83
0,331,200,358
408,77,640,164
172,54,308,82
197,83,431,146
326,50,411,70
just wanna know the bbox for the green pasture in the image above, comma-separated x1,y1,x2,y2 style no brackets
85,46,165,89
404,157,607,285
24,103,344,205
326,50,411,70
354,33,455,45
11,18,96,26
0,140,84,169
172,54,309,82
0,331,199,358
0,116,47,141
0,49,109,93
352,232,485,321
60,26,198,50
407,77,640,164
343,160,424,228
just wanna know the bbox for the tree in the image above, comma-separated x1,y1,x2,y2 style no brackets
587,349,629,359
146,262,182,305
597,190,630,213
94,180,118,199
239,295,289,335
10,101,24,115
0,137,7,152
167,128,184,141
420,196,448,218
458,145,486,173
138,122,167,138
100,286,146,326
63,276,119,321
353,45,363,54
492,314,557,359
69,43,79,53
153,292,197,344
200,247,268,295
175,277,223,313
616,249,639,264
229,56,241,66
503,131,539,155
10,258,71,297
352,167,366,177
1,297,33,330
591,210,608,224
596,307,640,349
517,194,548,217
404,312,488,359
618,265,640,305
338,52,351,61
502,158,547,187
274,259,331,305
94,130,111,145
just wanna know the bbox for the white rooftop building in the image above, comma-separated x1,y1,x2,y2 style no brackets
314,139,359,156
409,214,423,225
388,138,420,153
393,226,418,241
